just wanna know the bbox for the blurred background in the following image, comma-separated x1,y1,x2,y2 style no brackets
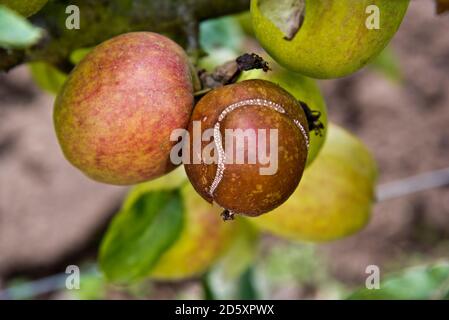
1,0,449,299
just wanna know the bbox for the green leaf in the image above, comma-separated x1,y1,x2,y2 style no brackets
238,267,259,300
201,273,216,300
0,5,42,49
70,47,93,65
69,271,106,300
99,189,184,284
258,0,306,40
200,16,244,54
370,47,403,82
29,62,68,95
348,263,449,300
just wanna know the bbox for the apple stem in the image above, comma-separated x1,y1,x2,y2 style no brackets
196,53,270,93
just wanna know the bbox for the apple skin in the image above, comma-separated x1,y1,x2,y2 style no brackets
185,79,309,217
249,124,378,242
54,32,195,185
239,63,328,167
251,0,410,79
0,0,48,17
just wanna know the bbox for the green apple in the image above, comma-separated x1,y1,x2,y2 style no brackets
239,61,328,167
249,124,378,242
0,0,48,17
251,0,410,79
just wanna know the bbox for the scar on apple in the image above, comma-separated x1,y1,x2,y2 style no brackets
258,0,306,40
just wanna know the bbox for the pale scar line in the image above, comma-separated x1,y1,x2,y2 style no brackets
208,98,310,210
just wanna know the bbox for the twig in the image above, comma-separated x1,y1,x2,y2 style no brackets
0,266,98,300
199,53,270,90
1,0,250,72
376,167,449,202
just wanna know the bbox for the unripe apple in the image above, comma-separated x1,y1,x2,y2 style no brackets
54,32,195,185
0,0,48,17
184,79,310,218
149,172,240,280
251,0,410,79
239,62,327,167
249,124,378,242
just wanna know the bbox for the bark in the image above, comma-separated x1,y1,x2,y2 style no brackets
0,0,250,71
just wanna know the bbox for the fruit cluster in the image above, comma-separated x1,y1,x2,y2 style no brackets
54,0,400,229
54,32,324,219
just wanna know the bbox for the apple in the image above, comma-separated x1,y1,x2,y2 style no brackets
239,60,328,167
249,124,378,242
54,32,196,185
251,0,410,78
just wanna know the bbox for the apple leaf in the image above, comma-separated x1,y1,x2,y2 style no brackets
436,0,449,14
369,47,403,83
258,0,306,40
348,263,449,299
0,5,42,49
69,47,93,65
200,16,244,53
99,189,184,284
238,267,260,300
29,62,68,95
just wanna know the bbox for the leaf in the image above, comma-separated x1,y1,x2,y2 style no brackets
348,262,449,300
99,189,184,284
258,0,306,40
69,271,106,300
369,47,402,82
29,47,94,95
201,274,217,300
238,266,260,300
436,0,449,14
29,62,68,95
0,5,42,49
69,47,93,65
199,16,245,54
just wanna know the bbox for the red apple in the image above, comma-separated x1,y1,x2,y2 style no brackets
54,32,195,185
